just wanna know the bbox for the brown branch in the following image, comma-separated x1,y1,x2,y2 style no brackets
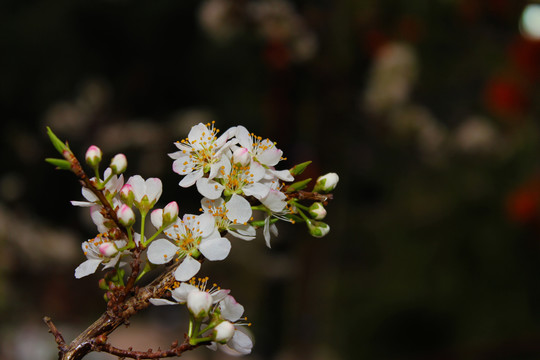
92,339,197,359
62,149,126,234
63,149,144,304
43,317,67,351
285,189,334,203
44,261,182,360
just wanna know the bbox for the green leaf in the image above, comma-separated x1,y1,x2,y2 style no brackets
45,158,72,170
286,178,312,192
46,127,67,154
290,161,311,176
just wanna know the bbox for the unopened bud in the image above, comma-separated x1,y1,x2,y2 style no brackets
99,242,118,257
163,201,179,224
85,145,102,167
213,321,235,343
110,153,127,174
306,220,330,238
98,278,109,290
313,173,339,193
232,147,251,166
187,290,212,318
120,184,134,207
290,161,312,176
117,204,135,227
308,202,327,220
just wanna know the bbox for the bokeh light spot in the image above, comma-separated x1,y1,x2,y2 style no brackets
520,4,540,40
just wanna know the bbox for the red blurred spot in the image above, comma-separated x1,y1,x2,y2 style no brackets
506,176,540,224
263,40,291,71
483,76,528,119
508,37,540,80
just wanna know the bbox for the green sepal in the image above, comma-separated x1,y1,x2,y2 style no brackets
290,161,311,176
45,158,72,170
286,178,312,192
250,217,279,227
46,127,68,154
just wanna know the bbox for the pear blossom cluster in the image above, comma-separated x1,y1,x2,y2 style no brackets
45,122,337,357
150,277,253,355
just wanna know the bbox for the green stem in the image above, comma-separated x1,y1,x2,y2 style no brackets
135,261,152,282
140,212,147,246
102,171,115,185
144,224,167,245
290,199,310,211
190,336,213,345
297,208,310,223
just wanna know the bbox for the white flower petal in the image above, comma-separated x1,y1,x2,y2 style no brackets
211,289,231,303
82,187,99,203
149,298,178,306
220,295,245,322
209,156,229,179
151,209,163,229
74,259,102,278
147,239,178,264
196,177,224,199
172,155,195,175
270,169,294,182
270,223,279,237
200,237,231,261
260,189,287,212
172,141,192,152
71,201,93,207
229,225,256,241
248,161,265,182
171,283,199,303
235,126,252,150
257,140,282,166
197,213,217,237
90,206,109,234
226,194,252,224
179,168,204,187
201,197,224,212
263,216,271,248
127,175,145,202
229,330,253,355
188,123,208,150
215,126,237,148
145,178,163,204
174,256,201,281
243,183,270,199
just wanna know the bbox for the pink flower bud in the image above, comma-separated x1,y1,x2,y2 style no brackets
213,321,235,343
163,201,179,223
120,184,134,206
232,147,251,166
110,153,127,174
187,290,212,318
117,204,135,227
85,145,102,167
99,242,118,257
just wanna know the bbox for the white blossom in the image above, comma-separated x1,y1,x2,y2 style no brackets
170,122,237,188
201,194,256,240
126,175,162,212
74,235,126,278
71,168,124,207
146,214,231,281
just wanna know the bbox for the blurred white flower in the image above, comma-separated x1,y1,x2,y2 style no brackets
363,42,418,114
453,116,501,154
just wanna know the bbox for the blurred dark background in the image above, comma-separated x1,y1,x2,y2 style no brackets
3,0,540,359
